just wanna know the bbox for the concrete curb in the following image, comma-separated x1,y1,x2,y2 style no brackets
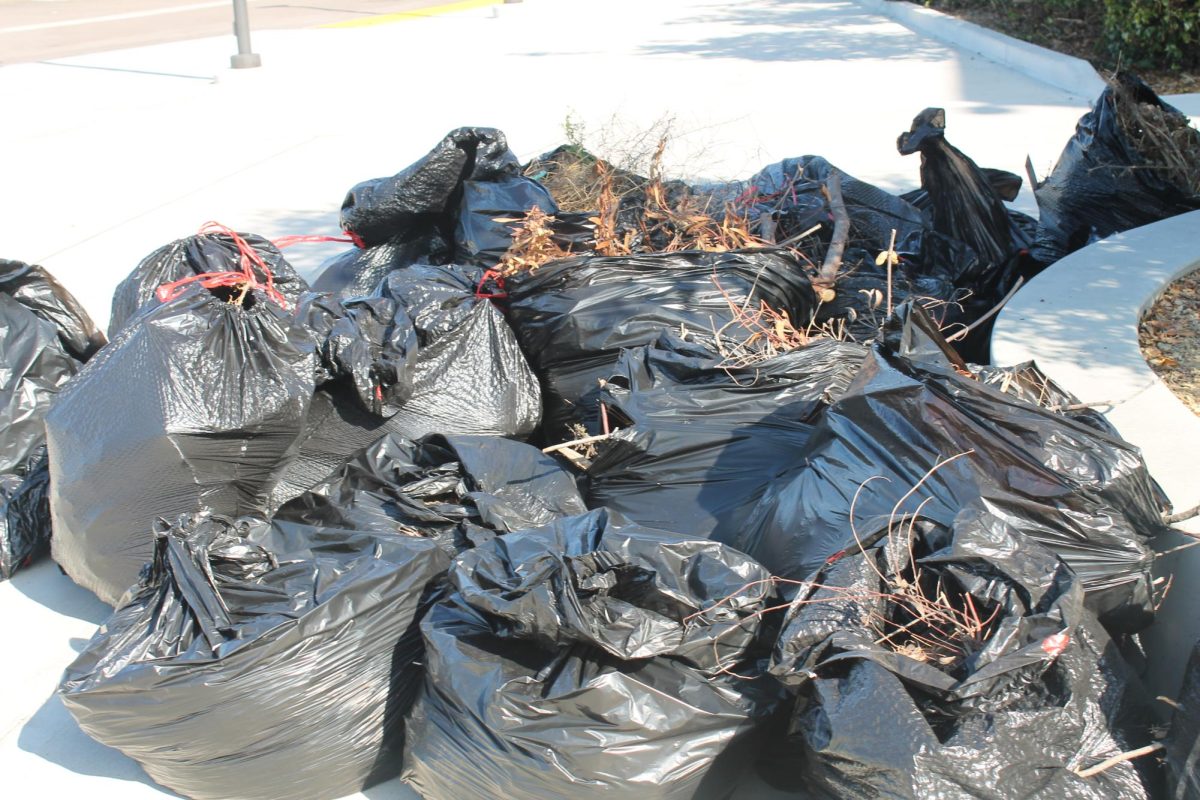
992,210,1200,702
854,0,1105,99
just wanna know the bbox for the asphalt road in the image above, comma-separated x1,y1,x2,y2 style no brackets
0,0,486,64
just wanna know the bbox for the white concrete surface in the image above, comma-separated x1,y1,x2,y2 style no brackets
857,0,1106,98
1,0,1106,335
0,0,1192,797
993,210,1200,705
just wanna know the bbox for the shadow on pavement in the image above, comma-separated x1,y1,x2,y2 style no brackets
9,558,110,626
17,693,181,797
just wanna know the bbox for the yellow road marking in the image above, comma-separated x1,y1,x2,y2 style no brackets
322,0,502,28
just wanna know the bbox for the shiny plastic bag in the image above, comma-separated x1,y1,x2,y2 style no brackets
506,249,816,440
60,512,449,800
1033,73,1200,263
48,283,317,604
1166,640,1200,799
0,258,105,361
737,305,1168,631
108,228,308,337
585,334,866,541
766,509,1157,799
276,432,586,554
0,454,51,580
272,266,542,506
403,507,785,800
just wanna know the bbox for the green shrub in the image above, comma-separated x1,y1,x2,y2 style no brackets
1102,0,1200,71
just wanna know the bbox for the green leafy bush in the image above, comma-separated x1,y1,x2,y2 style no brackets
1103,0,1200,71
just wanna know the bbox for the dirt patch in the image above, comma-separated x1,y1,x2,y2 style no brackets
1140,268,1200,417
915,1,1200,95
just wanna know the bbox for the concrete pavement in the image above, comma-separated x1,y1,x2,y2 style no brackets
0,1,1196,797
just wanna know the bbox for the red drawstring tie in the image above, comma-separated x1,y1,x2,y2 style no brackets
156,222,289,307
475,268,507,300
272,232,365,249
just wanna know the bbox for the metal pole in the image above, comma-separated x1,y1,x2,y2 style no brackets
231,0,261,68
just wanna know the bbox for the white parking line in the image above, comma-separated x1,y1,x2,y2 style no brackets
0,1,254,34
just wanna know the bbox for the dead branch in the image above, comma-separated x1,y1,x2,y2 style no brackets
777,223,823,249
1073,743,1164,779
1165,504,1200,525
1046,400,1116,412
817,171,849,287
542,431,619,455
945,276,1025,343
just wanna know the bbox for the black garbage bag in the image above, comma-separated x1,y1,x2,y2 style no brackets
0,291,81,476
505,248,817,440
342,127,522,248
403,507,786,800
0,258,105,361
108,226,309,337
1167,640,1200,799
584,334,866,542
897,107,1031,285
0,260,100,579
0,454,51,580
271,265,542,505
311,230,452,299
60,511,450,800
1033,72,1200,263
736,304,1168,631
455,174,558,267
698,156,972,343
276,432,587,554
903,165,1025,209
703,155,928,248
765,509,1158,799
47,283,317,604
809,263,966,343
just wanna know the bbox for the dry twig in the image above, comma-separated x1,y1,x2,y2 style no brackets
817,171,849,288
1073,743,1164,779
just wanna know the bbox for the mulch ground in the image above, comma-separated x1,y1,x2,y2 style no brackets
916,1,1200,95
1140,268,1200,417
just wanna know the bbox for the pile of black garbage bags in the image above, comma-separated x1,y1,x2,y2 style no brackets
0,72,1195,800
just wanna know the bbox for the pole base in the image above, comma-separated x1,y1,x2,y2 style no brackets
230,53,262,69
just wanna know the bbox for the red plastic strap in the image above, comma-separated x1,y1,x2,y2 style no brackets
475,268,508,299
156,222,288,308
272,233,365,249
733,185,760,207
1040,632,1070,657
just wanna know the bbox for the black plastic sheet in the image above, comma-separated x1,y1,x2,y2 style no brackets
403,507,785,799
765,511,1157,799
60,512,449,800
273,266,542,506
108,231,309,337
0,260,96,580
1167,640,1200,799
736,305,1168,631
700,156,973,342
47,284,317,604
1033,73,1200,263
0,454,51,580
341,127,522,248
505,248,816,440
276,432,586,554
897,107,1030,281
0,292,80,477
312,232,451,299
0,258,105,361
585,334,866,542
